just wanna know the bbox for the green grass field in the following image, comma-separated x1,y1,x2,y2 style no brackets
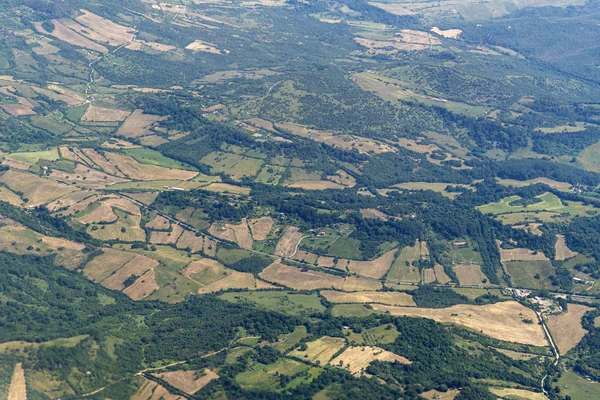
386,242,421,283
255,165,286,185
558,370,600,400
504,260,555,289
65,104,89,122
123,148,197,171
235,358,320,391
201,151,263,180
327,237,362,259
7,148,59,164
478,192,598,218
30,113,74,135
219,291,326,317
331,304,378,318
272,326,308,352
344,324,399,346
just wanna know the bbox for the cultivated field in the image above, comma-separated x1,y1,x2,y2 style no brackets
248,217,274,240
347,249,397,279
154,369,218,395
555,234,578,260
287,180,345,190
259,263,345,290
150,224,184,245
372,301,548,346
499,246,550,262
423,268,436,283
504,260,555,290
317,256,336,268
321,290,415,306
146,214,171,230
341,276,383,291
329,346,410,375
131,378,183,400
434,265,452,284
0,170,76,206
201,152,263,180
546,304,593,355
209,219,253,249
453,264,489,286
78,198,140,224
0,186,22,206
274,226,304,258
104,152,198,181
35,20,109,54
123,268,159,300
176,230,205,253
117,109,167,138
288,336,346,365
101,254,159,291
489,387,547,400
82,105,130,121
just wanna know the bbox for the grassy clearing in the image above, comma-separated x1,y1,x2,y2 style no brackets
504,260,555,289
235,358,317,391
273,326,308,353
331,304,379,318
288,336,346,365
122,148,197,171
386,241,421,283
344,324,400,346
7,148,59,164
558,370,600,400
219,291,325,317
201,152,263,180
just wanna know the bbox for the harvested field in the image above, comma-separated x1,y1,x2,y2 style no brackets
123,268,159,300
197,270,259,294
131,378,184,400
248,217,273,240
0,169,76,206
35,20,108,54
329,346,410,375
276,122,395,154
126,40,176,52
547,304,593,355
75,9,135,45
84,248,137,283
50,192,99,214
423,268,436,283
259,263,344,290
555,234,578,260
154,369,219,395
372,301,548,346
7,363,26,400
1,158,31,170
150,224,184,245
124,191,158,205
336,259,350,271
59,146,89,164
82,105,130,122
321,290,415,306
328,169,356,187
0,186,22,206
101,254,159,291
287,180,345,190
288,336,346,365
185,40,223,54
117,109,167,138
146,214,171,230
434,265,452,284
2,103,36,116
78,198,140,224
499,246,550,262
342,276,383,291
209,219,253,249
274,226,304,258
317,256,335,268
176,230,204,253
292,250,319,264
204,237,217,257
78,149,123,177
453,264,489,286
48,164,128,188
347,249,397,279
104,152,197,181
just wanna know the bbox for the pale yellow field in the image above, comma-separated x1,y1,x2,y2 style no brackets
122,268,159,300
453,264,489,286
372,301,548,346
489,387,547,400
423,268,436,283
555,234,578,260
317,256,335,268
150,224,184,245
248,217,274,240
35,20,108,54
131,378,184,400
288,336,346,365
341,276,383,291
176,230,204,253
75,9,135,45
146,214,171,230
259,263,345,290
434,265,452,284
101,254,159,291
78,198,140,224
0,186,22,206
321,290,415,306
7,363,26,400
82,105,131,122
0,170,76,206
329,346,410,375
547,304,593,355
499,246,550,262
209,219,253,249
84,248,137,283
287,180,345,190
347,249,397,279
104,152,197,181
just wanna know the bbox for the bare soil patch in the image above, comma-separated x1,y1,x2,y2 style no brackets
347,249,397,279
547,304,593,355
48,164,128,188
373,301,548,346
259,263,344,290
321,290,415,306
274,226,304,258
329,346,410,375
154,369,219,395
